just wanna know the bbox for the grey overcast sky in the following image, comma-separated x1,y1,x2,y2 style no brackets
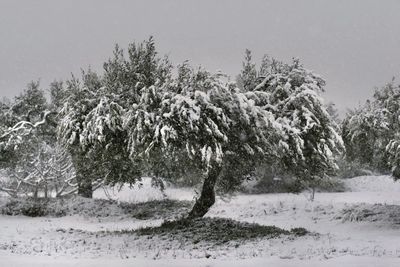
1,0,400,113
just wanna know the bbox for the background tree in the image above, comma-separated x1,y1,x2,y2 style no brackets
58,38,172,197
326,102,341,126
57,71,106,197
49,80,68,112
236,49,257,92
342,80,400,175
11,81,47,124
0,82,76,198
244,58,343,199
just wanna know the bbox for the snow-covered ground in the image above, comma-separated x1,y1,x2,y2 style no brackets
1,175,400,266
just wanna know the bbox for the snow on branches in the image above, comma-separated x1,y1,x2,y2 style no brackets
247,58,344,193
343,80,400,174
124,68,277,178
0,109,76,198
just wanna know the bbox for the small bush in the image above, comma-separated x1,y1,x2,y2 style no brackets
20,202,47,217
2,198,48,217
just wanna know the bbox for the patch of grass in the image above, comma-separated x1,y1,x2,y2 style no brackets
337,204,400,224
136,217,309,244
290,227,309,236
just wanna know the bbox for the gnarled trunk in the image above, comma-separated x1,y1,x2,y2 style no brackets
188,164,222,219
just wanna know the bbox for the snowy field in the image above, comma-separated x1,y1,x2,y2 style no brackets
1,175,400,267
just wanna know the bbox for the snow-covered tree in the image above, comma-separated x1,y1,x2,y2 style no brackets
124,66,279,217
342,104,388,171
0,82,49,167
12,81,47,124
386,136,400,180
57,72,108,197
236,49,258,92
247,58,343,198
343,80,400,174
326,102,341,126
49,80,68,112
57,38,172,197
0,98,14,133
0,81,78,198
0,101,76,198
373,80,400,178
0,138,76,198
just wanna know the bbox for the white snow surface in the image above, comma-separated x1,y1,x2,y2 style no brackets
1,175,400,266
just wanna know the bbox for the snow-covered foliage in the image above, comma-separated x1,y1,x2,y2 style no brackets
124,66,278,190
49,80,68,112
386,136,400,180
244,57,343,194
57,39,172,195
102,36,172,107
11,81,48,124
58,41,280,202
59,45,343,203
57,74,102,149
60,94,125,151
342,103,388,168
0,142,77,198
236,49,258,92
343,80,400,175
57,73,136,196
0,84,76,198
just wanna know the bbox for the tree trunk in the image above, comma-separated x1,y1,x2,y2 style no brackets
33,183,38,199
393,166,400,181
310,187,315,202
187,164,222,219
77,177,93,198
72,153,93,198
44,181,48,199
